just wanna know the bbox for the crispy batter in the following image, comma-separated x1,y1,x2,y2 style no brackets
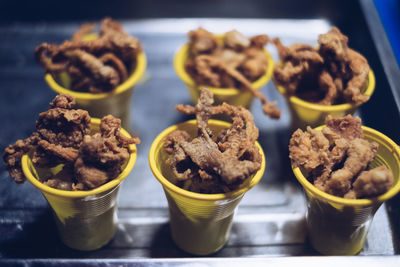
2,134,39,183
326,138,378,197
74,115,140,189
289,115,393,199
3,94,139,190
188,27,218,56
185,28,280,119
35,17,142,93
64,49,120,92
289,127,329,172
35,103,91,150
352,165,394,198
274,27,370,105
3,94,89,182
224,30,251,51
43,165,75,191
323,114,363,140
164,88,262,193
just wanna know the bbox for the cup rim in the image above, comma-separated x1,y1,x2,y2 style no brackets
44,52,147,100
292,125,400,206
149,119,266,201
173,34,275,96
21,118,138,198
275,69,375,111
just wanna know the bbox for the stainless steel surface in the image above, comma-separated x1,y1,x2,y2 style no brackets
2,256,400,266
0,1,399,262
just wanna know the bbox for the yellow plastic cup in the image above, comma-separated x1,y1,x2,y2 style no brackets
174,35,274,109
21,118,138,251
44,33,146,130
275,70,375,130
149,119,265,255
292,125,400,255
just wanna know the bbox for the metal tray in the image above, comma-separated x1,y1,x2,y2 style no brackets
1,0,400,265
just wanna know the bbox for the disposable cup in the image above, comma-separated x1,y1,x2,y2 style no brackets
21,118,137,251
149,119,265,255
174,35,274,109
275,70,375,130
292,125,400,255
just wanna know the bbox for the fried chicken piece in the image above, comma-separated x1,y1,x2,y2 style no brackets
65,49,120,92
224,30,251,51
289,127,330,172
33,140,79,167
185,28,280,119
74,156,110,189
3,134,39,183
323,115,363,141
35,18,142,93
313,137,349,192
318,27,370,104
43,165,75,191
188,53,281,119
100,114,141,145
318,27,349,63
289,115,391,199
35,98,91,150
164,130,197,181
99,53,128,83
3,95,139,190
273,38,324,97
164,88,262,193
188,27,218,56
317,70,338,105
343,49,370,103
274,27,370,106
242,47,268,81
74,115,140,189
250,35,270,49
3,94,90,183
352,165,394,198
326,138,378,197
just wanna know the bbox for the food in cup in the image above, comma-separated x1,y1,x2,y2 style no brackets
289,114,393,199
184,28,281,119
274,27,370,105
35,17,143,93
163,88,262,193
3,94,140,190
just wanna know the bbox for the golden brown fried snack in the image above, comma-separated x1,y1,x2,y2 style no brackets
35,17,142,93
289,115,393,199
3,95,139,190
185,28,281,119
274,27,370,105
3,94,90,183
164,88,262,194
74,115,139,189
352,165,394,198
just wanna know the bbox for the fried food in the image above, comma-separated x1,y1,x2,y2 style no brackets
74,115,139,189
185,28,281,119
2,95,140,190
35,17,142,93
163,88,262,194
3,94,90,183
289,115,393,199
352,165,394,198
274,27,370,105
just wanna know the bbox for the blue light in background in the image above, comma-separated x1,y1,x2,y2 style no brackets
375,0,400,66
